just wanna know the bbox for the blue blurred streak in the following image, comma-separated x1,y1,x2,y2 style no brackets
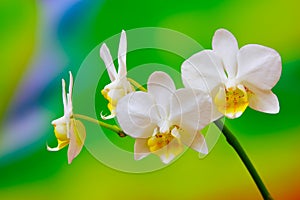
0,0,84,165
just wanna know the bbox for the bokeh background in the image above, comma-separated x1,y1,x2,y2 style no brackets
0,0,299,199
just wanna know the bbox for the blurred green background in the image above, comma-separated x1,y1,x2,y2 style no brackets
0,0,299,199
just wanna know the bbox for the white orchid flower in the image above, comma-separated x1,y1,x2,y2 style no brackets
116,71,212,164
100,30,134,119
181,28,282,119
47,72,86,164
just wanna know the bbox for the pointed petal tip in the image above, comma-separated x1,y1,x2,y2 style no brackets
158,153,176,164
100,43,108,51
69,71,73,85
161,160,170,165
62,79,66,87
120,30,126,39
270,108,280,114
200,142,208,155
134,154,141,161
134,138,151,160
68,156,74,164
100,111,115,120
99,43,109,57
160,157,172,165
252,99,280,114
225,111,243,119
134,153,150,161
67,147,77,164
46,144,59,152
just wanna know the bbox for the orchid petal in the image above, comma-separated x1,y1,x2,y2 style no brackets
66,120,70,139
68,71,73,101
183,132,208,154
158,152,176,164
213,86,226,115
134,138,150,160
67,72,73,115
147,71,176,118
209,87,224,120
169,88,212,134
236,44,282,90
153,135,184,164
47,140,69,152
116,92,159,138
247,86,280,114
62,79,67,114
181,50,225,94
118,30,127,78
212,28,239,78
100,43,117,81
107,86,127,104
51,116,66,126
67,120,86,164
100,112,116,120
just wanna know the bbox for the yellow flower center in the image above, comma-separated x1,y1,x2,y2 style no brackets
147,125,180,152
214,85,253,118
147,132,175,152
53,124,70,149
101,88,115,112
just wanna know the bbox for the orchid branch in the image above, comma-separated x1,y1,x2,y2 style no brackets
74,114,126,137
214,119,273,200
128,78,147,92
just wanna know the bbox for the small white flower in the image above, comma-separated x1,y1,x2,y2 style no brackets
116,71,211,164
47,72,86,164
181,28,282,119
100,30,134,119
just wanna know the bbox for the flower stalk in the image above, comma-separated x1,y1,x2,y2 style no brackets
128,78,147,92
214,119,273,200
74,114,126,137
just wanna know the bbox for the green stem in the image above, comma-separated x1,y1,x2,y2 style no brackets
214,119,273,200
74,114,126,137
128,78,147,92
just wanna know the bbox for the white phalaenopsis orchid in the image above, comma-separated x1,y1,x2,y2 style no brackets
181,28,282,119
116,71,212,164
100,30,134,119
48,72,86,164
